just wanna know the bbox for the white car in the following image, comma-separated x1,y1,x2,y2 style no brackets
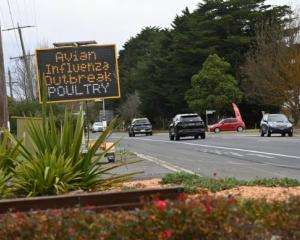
91,122,104,133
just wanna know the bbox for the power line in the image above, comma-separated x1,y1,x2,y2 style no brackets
0,4,18,64
6,0,21,54
0,6,5,24
32,0,39,48
3,25,36,100
13,0,22,26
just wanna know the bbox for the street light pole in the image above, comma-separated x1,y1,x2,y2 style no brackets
102,99,106,121
205,112,208,131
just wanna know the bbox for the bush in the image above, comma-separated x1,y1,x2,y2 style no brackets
10,107,139,197
0,130,20,173
0,98,140,198
0,195,299,239
161,172,300,193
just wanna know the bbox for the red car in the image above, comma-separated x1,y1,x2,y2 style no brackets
209,118,245,133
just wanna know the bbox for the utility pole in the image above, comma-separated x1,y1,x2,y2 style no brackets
3,24,35,100
0,23,8,129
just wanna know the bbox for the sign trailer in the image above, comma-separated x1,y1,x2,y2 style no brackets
35,44,121,103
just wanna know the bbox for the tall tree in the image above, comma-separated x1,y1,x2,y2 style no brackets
118,0,291,126
242,20,300,125
118,27,169,124
185,54,242,115
117,91,141,124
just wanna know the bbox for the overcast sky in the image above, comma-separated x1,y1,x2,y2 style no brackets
0,0,297,73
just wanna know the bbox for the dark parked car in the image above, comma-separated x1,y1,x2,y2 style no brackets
169,113,205,140
260,113,293,137
128,118,152,137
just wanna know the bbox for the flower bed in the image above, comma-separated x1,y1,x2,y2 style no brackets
0,193,299,239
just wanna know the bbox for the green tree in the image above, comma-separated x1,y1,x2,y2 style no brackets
118,1,291,126
118,27,168,125
185,54,242,115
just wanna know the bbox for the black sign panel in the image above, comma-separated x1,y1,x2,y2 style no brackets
35,44,121,103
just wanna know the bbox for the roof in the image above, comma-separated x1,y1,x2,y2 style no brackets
132,117,149,121
176,113,199,117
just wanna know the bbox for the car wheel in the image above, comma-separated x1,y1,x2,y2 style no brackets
132,133,135,137
150,132,152,136
260,128,265,137
169,131,174,141
194,135,199,139
281,133,286,137
174,131,180,141
108,154,115,163
169,129,174,140
200,133,206,139
214,128,220,133
267,128,271,137
289,132,293,137
237,126,243,132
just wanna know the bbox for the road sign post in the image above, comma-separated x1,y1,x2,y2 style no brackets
205,110,216,131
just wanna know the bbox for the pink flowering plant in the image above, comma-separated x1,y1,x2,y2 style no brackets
1,194,300,239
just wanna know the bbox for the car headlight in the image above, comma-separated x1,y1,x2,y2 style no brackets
287,122,292,128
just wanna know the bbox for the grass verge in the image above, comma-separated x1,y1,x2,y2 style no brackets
161,172,300,193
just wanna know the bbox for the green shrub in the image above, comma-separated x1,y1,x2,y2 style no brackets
161,172,300,193
0,195,300,239
0,169,12,197
10,106,139,197
12,150,81,196
246,177,300,187
0,130,20,173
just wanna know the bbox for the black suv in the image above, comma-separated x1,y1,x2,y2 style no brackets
260,113,293,137
128,118,152,137
169,113,205,140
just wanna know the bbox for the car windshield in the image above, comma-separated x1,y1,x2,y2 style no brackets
133,119,150,125
268,114,288,122
181,115,201,122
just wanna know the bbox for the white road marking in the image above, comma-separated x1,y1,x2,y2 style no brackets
230,152,244,157
263,162,298,169
228,161,252,165
246,153,275,159
134,152,199,175
215,150,222,155
124,138,300,160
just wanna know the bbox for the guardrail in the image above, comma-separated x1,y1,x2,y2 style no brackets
0,186,183,213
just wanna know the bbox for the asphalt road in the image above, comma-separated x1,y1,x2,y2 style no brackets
90,131,300,180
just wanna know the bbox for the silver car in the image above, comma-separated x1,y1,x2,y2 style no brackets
91,122,104,133
260,113,293,137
